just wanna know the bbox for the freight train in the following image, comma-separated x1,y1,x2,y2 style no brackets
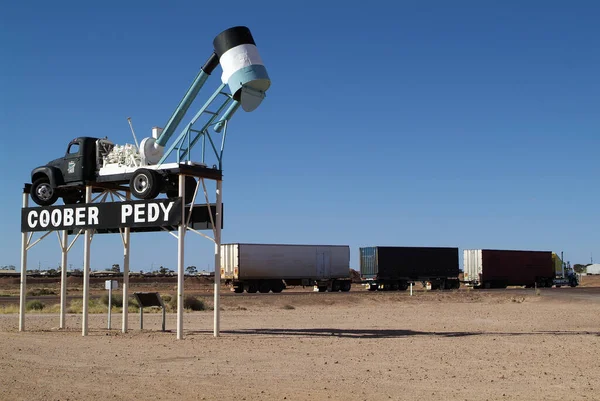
220,243,578,293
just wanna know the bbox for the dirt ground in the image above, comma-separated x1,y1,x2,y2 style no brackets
1,282,600,401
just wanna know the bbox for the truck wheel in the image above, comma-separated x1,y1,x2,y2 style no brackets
317,285,327,292
271,281,285,293
341,281,352,292
246,282,258,293
331,281,341,292
130,169,160,199
31,177,59,206
233,286,244,294
258,281,271,293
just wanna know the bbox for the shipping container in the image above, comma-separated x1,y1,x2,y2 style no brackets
463,249,554,288
221,243,351,293
359,246,460,291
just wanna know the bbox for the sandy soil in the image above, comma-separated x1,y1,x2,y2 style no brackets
1,287,600,401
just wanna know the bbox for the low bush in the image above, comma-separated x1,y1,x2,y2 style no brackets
183,295,205,311
161,294,172,303
99,294,123,308
26,300,45,311
27,288,55,296
282,304,295,310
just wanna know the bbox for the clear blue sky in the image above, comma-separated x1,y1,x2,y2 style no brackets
1,1,598,272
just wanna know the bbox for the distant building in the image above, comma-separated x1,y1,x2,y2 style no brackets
586,264,600,275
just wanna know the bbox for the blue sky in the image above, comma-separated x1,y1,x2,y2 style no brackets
1,1,598,272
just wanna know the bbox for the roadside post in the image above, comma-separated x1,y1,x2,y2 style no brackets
410,282,413,296
105,280,118,329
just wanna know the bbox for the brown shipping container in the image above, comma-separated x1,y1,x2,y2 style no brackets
482,249,554,287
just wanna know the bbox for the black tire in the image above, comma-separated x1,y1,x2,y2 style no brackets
317,285,327,292
130,169,160,200
31,177,59,206
271,280,285,293
233,286,244,294
258,281,271,293
398,281,409,291
246,282,258,293
341,281,352,292
331,281,341,292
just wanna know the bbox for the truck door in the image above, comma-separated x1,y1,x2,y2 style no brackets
62,140,84,184
316,249,331,278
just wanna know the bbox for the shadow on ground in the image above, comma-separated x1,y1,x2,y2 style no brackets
187,328,600,339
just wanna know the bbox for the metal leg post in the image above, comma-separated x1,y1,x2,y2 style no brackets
122,192,131,333
82,186,92,336
59,230,68,329
177,175,186,339
19,192,29,332
214,180,222,337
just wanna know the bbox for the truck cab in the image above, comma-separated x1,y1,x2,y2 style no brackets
30,137,101,206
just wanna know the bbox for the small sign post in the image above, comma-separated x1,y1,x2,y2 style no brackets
105,280,119,329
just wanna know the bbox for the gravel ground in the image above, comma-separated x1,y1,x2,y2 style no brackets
1,289,599,401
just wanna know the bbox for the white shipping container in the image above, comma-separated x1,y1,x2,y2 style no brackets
587,264,600,275
463,249,483,284
221,243,350,280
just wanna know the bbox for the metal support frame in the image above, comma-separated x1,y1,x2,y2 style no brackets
18,187,131,335
157,83,234,170
19,176,224,340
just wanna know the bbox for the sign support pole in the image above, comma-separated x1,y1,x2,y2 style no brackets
18,192,29,332
82,186,92,336
213,180,222,337
177,175,186,340
59,230,68,328
122,192,131,333
108,284,112,329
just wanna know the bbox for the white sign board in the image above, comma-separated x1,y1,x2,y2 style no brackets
105,280,119,290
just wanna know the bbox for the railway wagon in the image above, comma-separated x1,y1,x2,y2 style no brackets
463,249,555,288
221,243,352,293
360,246,460,291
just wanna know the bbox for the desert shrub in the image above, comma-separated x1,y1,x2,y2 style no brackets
100,294,123,308
161,294,172,303
165,295,205,311
168,296,177,311
282,304,295,310
67,298,106,314
27,288,55,296
0,305,20,314
185,296,205,311
26,300,45,311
